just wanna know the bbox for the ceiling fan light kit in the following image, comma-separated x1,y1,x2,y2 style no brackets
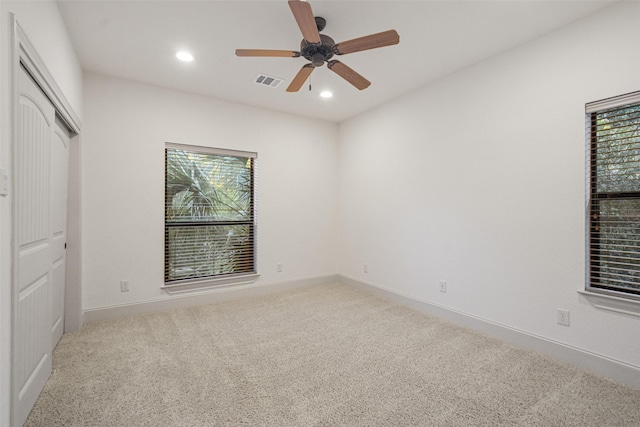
235,0,399,93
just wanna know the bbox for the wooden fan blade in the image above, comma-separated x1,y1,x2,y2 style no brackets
286,64,314,92
288,0,321,44
333,30,400,55
235,49,300,58
327,60,371,90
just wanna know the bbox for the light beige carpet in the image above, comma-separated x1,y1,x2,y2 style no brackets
25,283,640,426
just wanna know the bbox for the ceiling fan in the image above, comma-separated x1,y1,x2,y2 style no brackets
235,0,400,92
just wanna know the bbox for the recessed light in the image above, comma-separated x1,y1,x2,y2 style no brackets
176,51,194,62
320,91,333,98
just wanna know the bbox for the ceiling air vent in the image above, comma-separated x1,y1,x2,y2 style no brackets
255,74,283,88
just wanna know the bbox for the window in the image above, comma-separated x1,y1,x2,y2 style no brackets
165,144,257,288
587,91,640,299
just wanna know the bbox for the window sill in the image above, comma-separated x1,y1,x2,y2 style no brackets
578,290,640,318
161,273,260,295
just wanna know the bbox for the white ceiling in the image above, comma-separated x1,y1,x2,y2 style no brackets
57,0,616,123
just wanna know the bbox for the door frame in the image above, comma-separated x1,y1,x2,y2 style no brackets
9,15,82,426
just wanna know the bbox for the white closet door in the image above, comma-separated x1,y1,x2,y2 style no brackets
50,117,69,347
13,67,55,427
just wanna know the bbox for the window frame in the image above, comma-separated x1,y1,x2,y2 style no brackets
586,91,640,301
163,142,258,294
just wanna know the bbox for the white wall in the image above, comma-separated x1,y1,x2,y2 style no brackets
0,0,82,424
81,73,339,310
338,1,640,370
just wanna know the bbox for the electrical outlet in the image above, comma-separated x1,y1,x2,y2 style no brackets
439,280,447,293
364,263,368,273
557,309,570,326
276,263,283,272
120,280,130,292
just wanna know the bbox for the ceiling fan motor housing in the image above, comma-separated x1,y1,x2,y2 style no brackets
300,34,335,67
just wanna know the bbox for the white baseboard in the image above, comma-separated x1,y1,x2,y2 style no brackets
338,274,640,390
84,274,338,324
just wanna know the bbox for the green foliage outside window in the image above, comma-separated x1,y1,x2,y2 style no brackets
165,148,255,282
590,101,640,295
